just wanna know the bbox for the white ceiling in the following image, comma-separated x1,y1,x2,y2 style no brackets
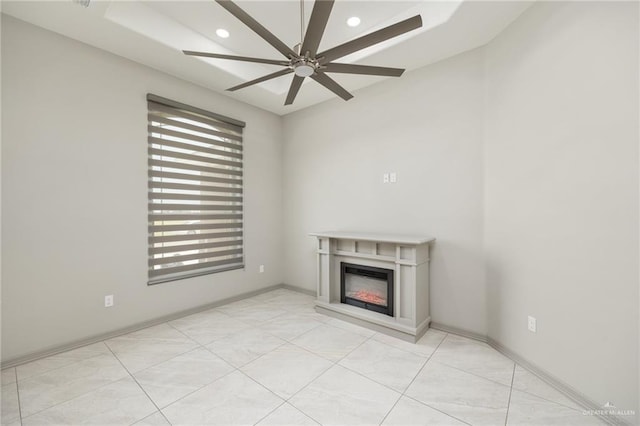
1,0,532,115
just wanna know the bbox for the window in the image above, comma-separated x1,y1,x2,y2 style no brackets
147,94,245,285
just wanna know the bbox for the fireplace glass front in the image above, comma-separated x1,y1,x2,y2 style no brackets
341,262,394,316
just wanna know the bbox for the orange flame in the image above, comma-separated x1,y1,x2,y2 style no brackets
349,290,386,306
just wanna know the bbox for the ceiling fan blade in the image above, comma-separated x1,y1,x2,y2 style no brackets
310,72,353,101
317,15,422,64
323,63,405,77
301,0,334,58
215,0,297,59
227,68,293,92
285,76,305,105
183,51,290,66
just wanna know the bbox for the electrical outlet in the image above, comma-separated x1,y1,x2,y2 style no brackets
527,315,537,332
390,172,397,183
104,295,114,308
259,265,265,273
383,173,389,183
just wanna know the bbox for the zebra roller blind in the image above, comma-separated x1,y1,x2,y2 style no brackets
147,94,245,285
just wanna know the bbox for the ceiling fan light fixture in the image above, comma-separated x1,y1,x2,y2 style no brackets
294,63,315,77
216,28,230,38
346,16,361,27
292,58,318,77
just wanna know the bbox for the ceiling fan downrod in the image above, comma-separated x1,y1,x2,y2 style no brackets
293,0,307,57
291,0,317,77
299,0,305,54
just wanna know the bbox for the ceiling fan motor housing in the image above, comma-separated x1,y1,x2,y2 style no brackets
292,58,319,77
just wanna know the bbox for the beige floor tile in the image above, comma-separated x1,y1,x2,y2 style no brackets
161,371,283,425
289,365,401,426
169,310,250,345
405,361,511,425
18,353,129,417
16,343,111,381
21,377,155,425
134,347,234,408
105,324,198,373
372,328,447,358
283,305,334,323
206,328,286,368
257,403,319,426
133,411,171,425
339,339,427,392
259,313,323,341
325,318,377,338
291,324,368,361
382,396,468,425
222,304,288,325
241,344,332,399
429,334,515,386
2,381,21,424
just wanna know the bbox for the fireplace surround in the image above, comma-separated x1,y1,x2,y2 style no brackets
310,231,434,342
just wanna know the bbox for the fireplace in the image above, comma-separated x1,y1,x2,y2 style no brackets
312,232,434,342
341,262,394,316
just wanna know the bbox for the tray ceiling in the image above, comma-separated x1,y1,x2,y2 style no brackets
2,0,533,115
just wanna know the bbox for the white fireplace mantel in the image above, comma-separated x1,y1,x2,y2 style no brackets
310,231,435,342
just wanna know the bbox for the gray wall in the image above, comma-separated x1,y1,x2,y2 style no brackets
282,0,638,417
484,1,638,415
1,16,284,361
282,49,487,336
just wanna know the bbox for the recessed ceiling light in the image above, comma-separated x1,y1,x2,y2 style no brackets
346,17,361,27
216,29,230,38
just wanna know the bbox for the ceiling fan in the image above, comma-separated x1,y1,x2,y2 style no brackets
183,0,423,105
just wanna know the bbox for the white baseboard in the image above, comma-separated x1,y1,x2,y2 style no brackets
280,283,315,297
430,321,488,343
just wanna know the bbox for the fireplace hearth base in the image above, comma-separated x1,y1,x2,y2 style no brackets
310,231,434,343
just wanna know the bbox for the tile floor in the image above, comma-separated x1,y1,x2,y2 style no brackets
1,288,606,426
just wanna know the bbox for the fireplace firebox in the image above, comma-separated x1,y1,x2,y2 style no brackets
340,262,394,316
